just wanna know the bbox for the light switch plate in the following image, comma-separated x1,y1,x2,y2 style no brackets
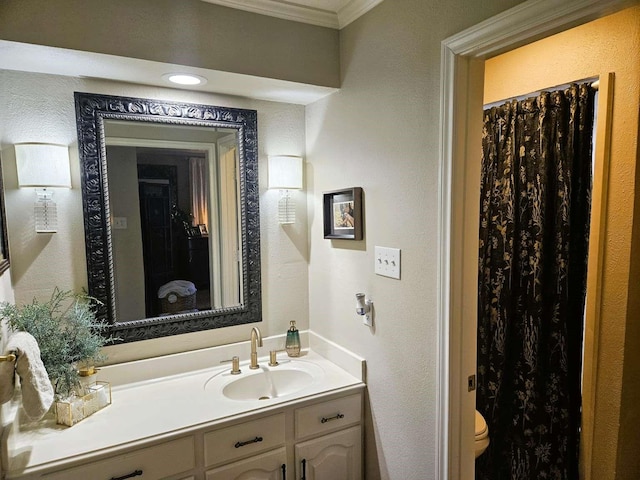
375,246,401,279
113,217,128,230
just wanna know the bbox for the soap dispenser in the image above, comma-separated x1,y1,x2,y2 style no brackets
285,321,301,357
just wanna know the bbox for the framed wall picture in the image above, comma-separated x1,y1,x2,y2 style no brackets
0,154,9,275
323,187,363,240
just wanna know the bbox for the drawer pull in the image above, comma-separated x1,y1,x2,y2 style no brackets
282,463,287,480
320,413,344,424
110,470,143,480
301,458,307,480
234,436,263,448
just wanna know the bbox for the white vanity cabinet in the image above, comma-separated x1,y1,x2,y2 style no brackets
203,393,363,480
294,394,362,480
295,426,362,480
205,447,287,479
3,350,365,480
204,413,286,479
40,436,196,480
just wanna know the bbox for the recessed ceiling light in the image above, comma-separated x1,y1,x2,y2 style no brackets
163,73,207,86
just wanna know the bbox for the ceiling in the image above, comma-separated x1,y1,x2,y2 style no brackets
0,40,337,105
0,0,383,105
202,0,384,29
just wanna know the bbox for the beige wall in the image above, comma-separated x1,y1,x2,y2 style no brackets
0,0,340,88
484,6,640,479
0,69,309,363
0,269,14,478
0,269,15,345
107,146,146,322
9,2,629,480
305,0,524,478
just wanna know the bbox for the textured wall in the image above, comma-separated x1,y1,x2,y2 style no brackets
305,0,524,478
484,6,640,479
0,269,15,341
0,0,339,88
0,265,14,477
0,69,309,363
106,146,146,322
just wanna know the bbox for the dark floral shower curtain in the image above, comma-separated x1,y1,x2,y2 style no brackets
476,83,595,480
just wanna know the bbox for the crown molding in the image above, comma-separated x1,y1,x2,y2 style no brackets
338,0,384,28
200,0,383,29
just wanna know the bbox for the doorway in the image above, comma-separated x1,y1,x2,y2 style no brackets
138,178,175,317
438,1,638,479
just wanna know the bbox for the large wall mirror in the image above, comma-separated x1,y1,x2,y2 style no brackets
75,92,261,343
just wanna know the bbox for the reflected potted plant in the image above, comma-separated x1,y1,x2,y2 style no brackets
171,203,194,237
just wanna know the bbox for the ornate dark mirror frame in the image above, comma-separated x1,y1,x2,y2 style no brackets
74,92,261,343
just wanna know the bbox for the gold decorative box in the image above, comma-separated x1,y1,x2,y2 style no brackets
55,381,112,427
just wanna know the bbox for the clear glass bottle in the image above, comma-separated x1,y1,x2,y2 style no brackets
285,320,301,357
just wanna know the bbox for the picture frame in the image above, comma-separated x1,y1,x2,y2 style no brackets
323,187,363,240
198,224,208,236
0,154,9,275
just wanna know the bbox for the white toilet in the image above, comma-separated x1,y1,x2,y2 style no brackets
475,410,490,458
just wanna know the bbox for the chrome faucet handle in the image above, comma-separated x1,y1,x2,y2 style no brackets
221,356,241,375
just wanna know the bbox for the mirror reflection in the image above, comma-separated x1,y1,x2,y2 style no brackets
104,120,243,322
76,92,261,343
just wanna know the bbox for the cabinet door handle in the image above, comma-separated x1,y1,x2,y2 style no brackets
234,436,263,448
301,458,306,480
281,463,286,480
110,470,143,480
320,413,344,423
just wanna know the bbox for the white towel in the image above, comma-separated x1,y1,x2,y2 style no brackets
157,280,197,299
5,332,54,421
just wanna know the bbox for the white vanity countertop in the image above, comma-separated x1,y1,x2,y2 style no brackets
3,348,364,477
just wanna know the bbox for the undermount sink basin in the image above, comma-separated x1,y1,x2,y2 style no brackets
204,359,324,401
224,369,313,400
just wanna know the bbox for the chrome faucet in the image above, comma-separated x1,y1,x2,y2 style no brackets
250,327,263,369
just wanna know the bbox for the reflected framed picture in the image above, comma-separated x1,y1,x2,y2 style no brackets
198,224,208,236
323,187,363,240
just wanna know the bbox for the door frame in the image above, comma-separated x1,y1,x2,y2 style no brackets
436,0,638,478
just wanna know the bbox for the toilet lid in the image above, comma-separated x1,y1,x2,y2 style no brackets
475,410,488,440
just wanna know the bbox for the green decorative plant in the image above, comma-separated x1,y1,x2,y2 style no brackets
0,288,114,398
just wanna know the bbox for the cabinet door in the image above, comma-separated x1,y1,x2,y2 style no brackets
295,426,361,480
206,447,287,480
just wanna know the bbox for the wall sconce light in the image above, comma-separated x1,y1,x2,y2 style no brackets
15,143,71,233
355,293,373,326
268,155,303,224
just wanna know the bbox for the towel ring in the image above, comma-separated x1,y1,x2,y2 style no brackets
0,352,17,362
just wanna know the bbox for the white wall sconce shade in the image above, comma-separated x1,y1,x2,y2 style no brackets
15,143,71,233
268,155,303,190
16,144,71,188
268,155,303,224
